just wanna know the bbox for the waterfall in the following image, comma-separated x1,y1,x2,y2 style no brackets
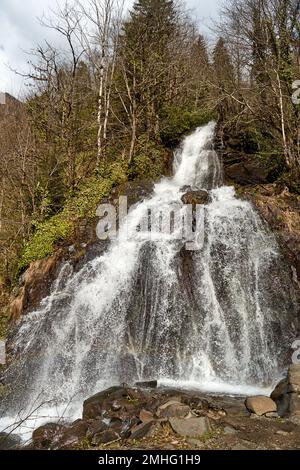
0,122,297,437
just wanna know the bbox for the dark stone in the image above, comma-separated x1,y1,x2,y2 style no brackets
0,432,21,450
83,386,149,423
87,418,108,437
135,380,157,389
32,422,67,449
224,153,270,185
271,378,290,416
91,429,120,446
83,386,126,419
129,420,160,440
181,190,209,207
53,419,89,449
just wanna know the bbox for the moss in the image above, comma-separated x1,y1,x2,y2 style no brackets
160,108,216,147
19,169,125,271
254,150,286,181
199,430,219,442
0,309,9,339
19,213,73,270
0,285,10,339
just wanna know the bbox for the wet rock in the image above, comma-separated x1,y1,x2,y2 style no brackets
82,387,124,419
271,378,289,416
83,387,144,419
181,190,209,208
169,416,211,438
156,400,190,419
10,254,62,323
135,380,157,389
129,420,160,440
0,432,21,450
32,423,67,449
111,400,122,411
139,409,154,423
54,419,89,449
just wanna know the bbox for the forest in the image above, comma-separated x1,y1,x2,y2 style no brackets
0,0,300,337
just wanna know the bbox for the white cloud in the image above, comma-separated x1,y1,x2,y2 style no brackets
0,0,219,96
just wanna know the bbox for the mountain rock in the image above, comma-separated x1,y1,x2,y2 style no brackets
245,396,277,416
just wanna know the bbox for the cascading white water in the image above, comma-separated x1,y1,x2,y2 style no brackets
0,122,297,437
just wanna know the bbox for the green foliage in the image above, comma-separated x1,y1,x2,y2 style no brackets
19,169,124,270
0,310,8,339
20,213,73,270
131,136,169,180
255,150,286,181
160,108,216,147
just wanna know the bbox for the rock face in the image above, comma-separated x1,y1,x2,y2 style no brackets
224,153,270,185
289,364,300,392
10,254,62,323
271,378,290,416
245,396,277,416
270,365,300,419
169,417,211,438
181,190,209,208
288,365,300,419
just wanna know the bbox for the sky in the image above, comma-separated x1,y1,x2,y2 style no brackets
0,0,220,96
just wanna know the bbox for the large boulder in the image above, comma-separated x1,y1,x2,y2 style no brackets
156,400,190,419
245,396,277,416
271,378,290,416
83,386,152,421
223,151,271,185
32,422,67,449
53,419,89,449
169,416,211,438
181,190,209,208
82,387,126,419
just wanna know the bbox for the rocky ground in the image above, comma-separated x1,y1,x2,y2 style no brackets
1,365,300,451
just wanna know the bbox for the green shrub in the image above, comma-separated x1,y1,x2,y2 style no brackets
20,213,73,269
131,136,169,180
160,107,216,147
19,170,123,270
